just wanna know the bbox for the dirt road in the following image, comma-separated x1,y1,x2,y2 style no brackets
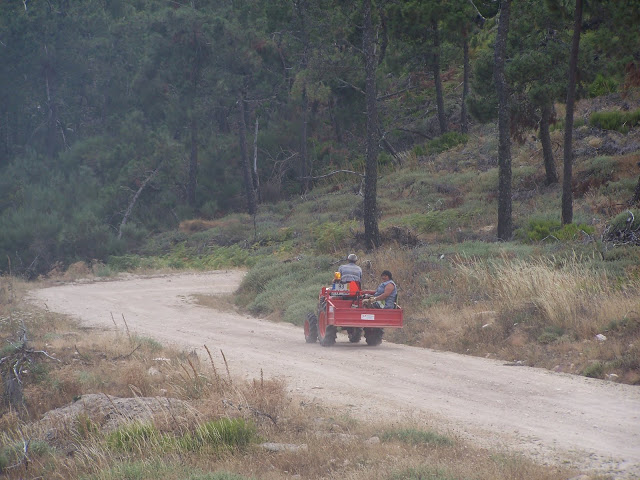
31,271,640,479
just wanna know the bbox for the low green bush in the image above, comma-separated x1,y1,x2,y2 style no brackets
106,422,158,451
195,418,256,449
588,73,618,97
426,132,468,154
313,221,357,253
516,218,595,242
582,361,604,379
381,428,454,446
590,109,640,133
537,326,566,344
550,117,586,132
607,209,640,231
107,254,142,271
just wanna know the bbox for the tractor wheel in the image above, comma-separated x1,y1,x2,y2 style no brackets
304,313,318,343
317,309,337,346
347,327,362,343
364,328,383,346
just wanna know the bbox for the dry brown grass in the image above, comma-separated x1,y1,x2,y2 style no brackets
374,248,640,383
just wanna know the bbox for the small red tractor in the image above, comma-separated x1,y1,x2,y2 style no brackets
304,280,403,346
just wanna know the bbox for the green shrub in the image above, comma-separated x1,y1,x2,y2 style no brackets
381,428,454,446
607,209,640,231
582,155,617,177
537,326,566,344
195,418,256,449
107,254,142,271
106,422,158,451
0,449,7,473
582,361,604,379
398,211,462,234
426,132,468,154
588,74,618,97
283,294,321,326
590,109,640,133
313,221,356,253
516,218,595,242
550,117,586,132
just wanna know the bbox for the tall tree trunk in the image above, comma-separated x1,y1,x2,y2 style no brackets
301,84,310,193
187,114,198,207
187,27,200,208
432,20,447,135
330,95,343,143
562,0,583,225
494,0,512,240
363,0,380,250
296,1,311,194
238,90,257,216
253,117,261,202
43,45,59,159
461,27,470,134
540,104,558,185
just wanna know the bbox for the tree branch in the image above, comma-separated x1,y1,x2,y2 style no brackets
468,0,486,23
300,169,365,180
118,161,164,240
336,78,365,95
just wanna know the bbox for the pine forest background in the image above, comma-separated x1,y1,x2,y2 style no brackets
1,0,640,277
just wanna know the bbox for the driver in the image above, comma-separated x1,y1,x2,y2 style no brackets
338,253,362,288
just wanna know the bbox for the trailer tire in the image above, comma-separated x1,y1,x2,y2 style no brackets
364,328,383,346
304,313,318,343
347,327,362,343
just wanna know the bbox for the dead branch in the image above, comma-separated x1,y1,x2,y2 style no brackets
111,343,141,361
1,324,60,410
118,161,164,240
222,398,277,425
300,170,365,180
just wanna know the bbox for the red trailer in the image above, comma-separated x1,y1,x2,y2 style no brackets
304,285,403,346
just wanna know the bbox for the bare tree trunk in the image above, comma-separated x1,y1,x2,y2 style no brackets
295,1,311,195
330,95,342,143
461,28,470,134
239,90,257,216
363,0,380,251
494,0,512,241
43,45,59,159
432,20,447,135
253,117,261,202
187,115,198,207
562,0,583,225
187,26,201,208
540,104,558,185
301,85,310,193
118,162,163,240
